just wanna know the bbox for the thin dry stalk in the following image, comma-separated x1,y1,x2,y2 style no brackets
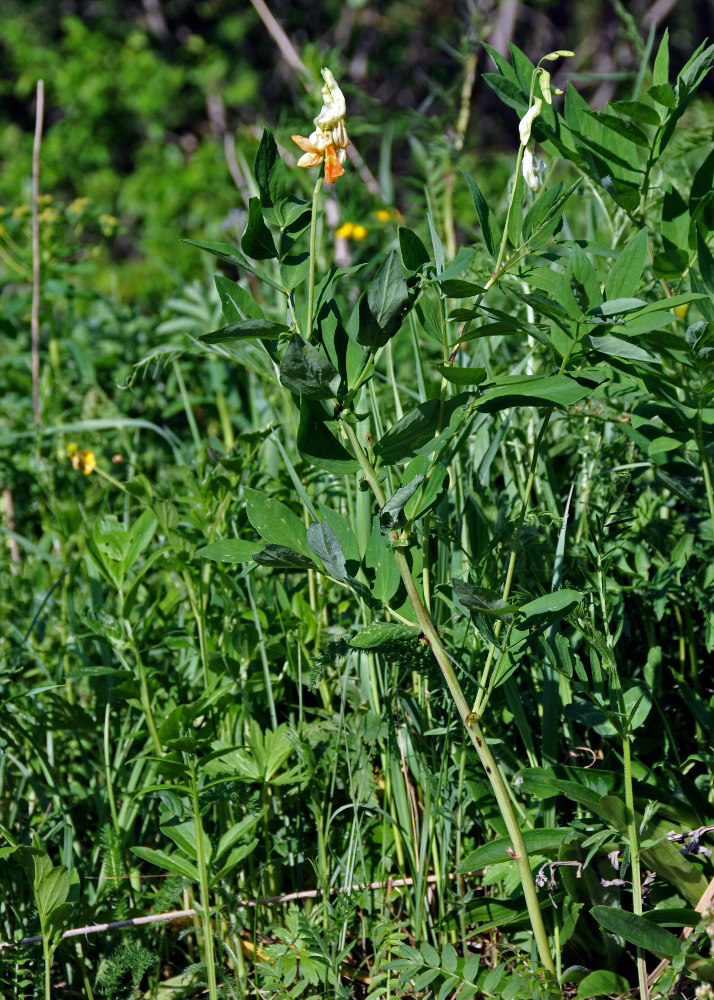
2,486,20,564
31,80,44,426
1,870,478,950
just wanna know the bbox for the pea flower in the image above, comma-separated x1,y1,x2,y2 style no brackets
519,98,542,146
67,442,97,476
522,148,545,192
335,222,367,240
292,68,349,184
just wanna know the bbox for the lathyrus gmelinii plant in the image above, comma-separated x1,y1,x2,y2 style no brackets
191,36,714,995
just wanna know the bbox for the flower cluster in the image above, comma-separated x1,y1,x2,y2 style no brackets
519,49,573,192
292,68,349,184
67,443,97,476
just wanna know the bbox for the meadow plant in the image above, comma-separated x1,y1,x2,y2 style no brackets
2,27,714,1000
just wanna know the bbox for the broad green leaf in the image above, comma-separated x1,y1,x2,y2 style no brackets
131,846,199,883
349,622,419,649
452,580,518,618
652,28,669,87
374,393,474,465
379,475,425,532
462,170,500,258
213,274,265,323
160,818,210,864
200,318,288,343
253,544,316,568
439,280,486,298
197,539,262,562
587,334,659,364
476,374,592,411
575,970,630,1000
403,459,449,522
519,590,582,627
254,128,287,208
432,363,486,386
457,828,574,873
241,197,278,260
605,229,648,300
648,83,676,108
591,906,682,957
279,334,340,398
244,488,313,560
609,100,661,125
589,298,647,317
357,251,411,348
214,812,263,862
399,227,430,271
364,517,401,603
306,521,348,581
297,398,359,474
584,109,649,147
317,504,360,565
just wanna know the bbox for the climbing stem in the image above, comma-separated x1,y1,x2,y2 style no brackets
340,418,557,977
305,174,323,341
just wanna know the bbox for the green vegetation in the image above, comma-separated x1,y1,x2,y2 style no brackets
2,6,714,999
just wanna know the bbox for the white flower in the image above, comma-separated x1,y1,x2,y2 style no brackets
522,148,544,192
292,67,350,184
519,98,542,146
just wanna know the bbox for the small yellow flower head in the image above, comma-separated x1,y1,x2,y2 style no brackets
374,207,404,223
68,196,91,216
519,98,542,146
335,222,368,241
12,205,29,219
292,67,349,184
67,442,97,475
99,213,118,235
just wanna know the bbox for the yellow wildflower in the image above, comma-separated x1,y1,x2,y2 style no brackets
292,67,349,184
68,197,91,216
335,222,368,241
374,207,404,223
67,443,97,476
99,213,118,235
12,205,29,219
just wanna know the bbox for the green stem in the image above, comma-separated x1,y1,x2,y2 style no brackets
696,407,714,539
341,419,556,977
306,174,323,342
190,758,219,1000
173,359,202,452
119,633,163,757
623,732,648,1000
43,937,51,1000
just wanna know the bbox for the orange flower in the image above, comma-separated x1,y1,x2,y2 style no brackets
292,68,349,184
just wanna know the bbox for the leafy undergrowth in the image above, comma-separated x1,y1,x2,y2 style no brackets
2,22,714,1000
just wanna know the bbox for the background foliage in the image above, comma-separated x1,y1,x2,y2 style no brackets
2,2,714,999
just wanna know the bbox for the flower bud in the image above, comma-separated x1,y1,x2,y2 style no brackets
543,49,575,61
539,68,552,105
519,98,542,146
